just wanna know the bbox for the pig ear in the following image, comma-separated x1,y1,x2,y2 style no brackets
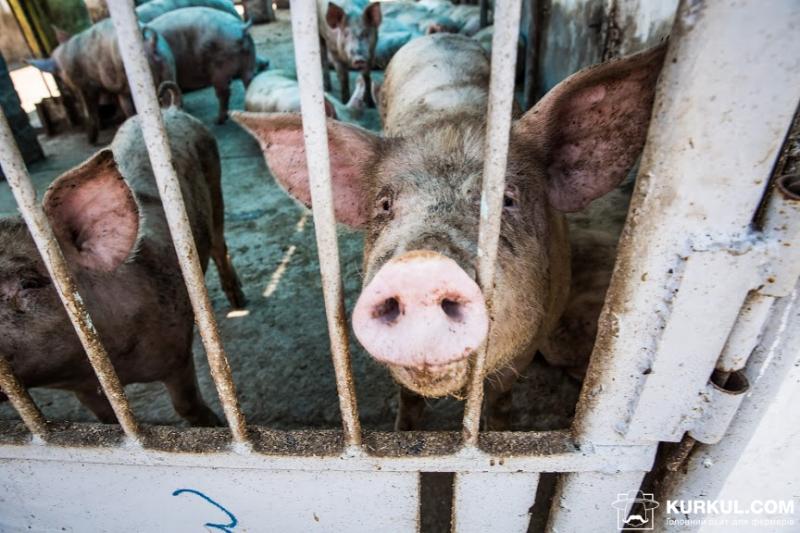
52,25,72,44
231,112,380,228
326,2,345,28
27,58,59,75
43,150,140,272
363,2,381,27
513,43,667,212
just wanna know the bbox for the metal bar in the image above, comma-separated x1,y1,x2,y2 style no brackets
462,0,522,445
0,109,141,441
572,0,800,446
0,355,47,441
522,0,541,110
105,0,248,446
479,0,490,29
288,0,361,447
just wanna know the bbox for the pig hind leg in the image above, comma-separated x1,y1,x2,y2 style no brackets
78,88,101,144
212,75,233,124
164,352,222,427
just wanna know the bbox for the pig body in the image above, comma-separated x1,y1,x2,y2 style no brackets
242,0,276,23
244,69,367,122
28,19,176,143
150,7,258,124
418,0,480,36
136,0,240,22
234,34,665,429
316,0,381,104
0,107,245,425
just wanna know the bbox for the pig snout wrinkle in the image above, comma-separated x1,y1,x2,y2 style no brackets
352,251,488,370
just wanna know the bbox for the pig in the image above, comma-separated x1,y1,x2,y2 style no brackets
28,19,176,144
244,69,368,122
418,0,481,36
317,0,381,105
233,34,666,430
0,106,245,425
242,0,276,23
150,7,258,124
136,0,240,22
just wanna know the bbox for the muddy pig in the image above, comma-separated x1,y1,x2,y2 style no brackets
0,105,245,425
233,34,666,430
136,0,240,22
29,19,176,144
150,7,258,124
317,0,381,105
242,0,276,23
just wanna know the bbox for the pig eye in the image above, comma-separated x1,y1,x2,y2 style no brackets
503,184,520,211
20,277,50,291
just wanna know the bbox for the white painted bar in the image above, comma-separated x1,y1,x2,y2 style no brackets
453,472,539,533
289,0,362,448
105,0,248,445
0,460,421,532
0,110,140,441
462,0,523,445
573,0,800,447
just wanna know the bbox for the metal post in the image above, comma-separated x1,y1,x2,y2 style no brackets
0,110,141,442
288,0,362,448
462,0,522,445
105,0,248,447
0,355,48,441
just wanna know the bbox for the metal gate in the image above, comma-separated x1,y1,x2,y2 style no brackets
1,0,798,531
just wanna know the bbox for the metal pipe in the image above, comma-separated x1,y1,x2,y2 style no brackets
0,109,141,441
105,0,248,446
0,354,48,441
462,0,522,445
289,0,362,447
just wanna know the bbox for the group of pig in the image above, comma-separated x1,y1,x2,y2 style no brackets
1,0,669,432
30,0,265,143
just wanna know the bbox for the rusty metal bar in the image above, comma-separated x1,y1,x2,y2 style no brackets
0,109,141,441
105,0,248,446
462,0,522,445
288,0,362,447
0,354,48,440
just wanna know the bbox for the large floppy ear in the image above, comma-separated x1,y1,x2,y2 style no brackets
231,112,380,228
363,2,381,27
43,150,140,272
27,58,59,76
513,43,667,212
326,2,345,29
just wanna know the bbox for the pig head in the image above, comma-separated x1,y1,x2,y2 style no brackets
234,35,666,405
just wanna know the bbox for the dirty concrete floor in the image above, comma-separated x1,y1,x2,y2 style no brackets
0,12,586,432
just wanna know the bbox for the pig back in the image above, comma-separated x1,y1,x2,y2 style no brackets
55,19,128,94
110,107,218,268
380,34,489,136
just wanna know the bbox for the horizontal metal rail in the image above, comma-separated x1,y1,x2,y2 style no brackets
289,0,362,448
106,0,248,447
462,0,522,445
0,355,48,441
0,109,141,442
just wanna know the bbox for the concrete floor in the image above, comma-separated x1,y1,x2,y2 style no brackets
0,12,584,431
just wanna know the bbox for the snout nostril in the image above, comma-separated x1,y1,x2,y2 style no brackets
373,297,401,324
441,298,463,321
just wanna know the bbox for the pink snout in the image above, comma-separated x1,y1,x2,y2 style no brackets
353,251,489,370
351,58,368,70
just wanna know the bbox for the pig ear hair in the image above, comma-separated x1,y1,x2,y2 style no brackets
231,112,380,228
43,149,140,272
51,25,71,44
514,43,667,212
27,58,59,75
363,2,381,27
326,2,345,28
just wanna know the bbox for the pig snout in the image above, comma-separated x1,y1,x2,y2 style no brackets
353,251,489,375
350,57,368,70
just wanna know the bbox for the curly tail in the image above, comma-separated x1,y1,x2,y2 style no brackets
157,81,183,108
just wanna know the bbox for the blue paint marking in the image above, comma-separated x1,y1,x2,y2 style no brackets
172,488,238,533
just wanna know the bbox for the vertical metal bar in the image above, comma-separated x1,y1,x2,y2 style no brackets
0,354,48,440
479,0,490,29
452,472,539,533
105,0,248,446
522,0,541,110
0,110,141,441
462,0,522,445
288,0,362,448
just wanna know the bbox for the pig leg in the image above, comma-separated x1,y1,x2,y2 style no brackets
208,160,247,308
395,386,427,431
334,59,350,102
212,75,233,125
74,383,117,424
361,69,375,108
482,349,536,430
163,354,222,427
320,38,333,91
78,88,101,145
